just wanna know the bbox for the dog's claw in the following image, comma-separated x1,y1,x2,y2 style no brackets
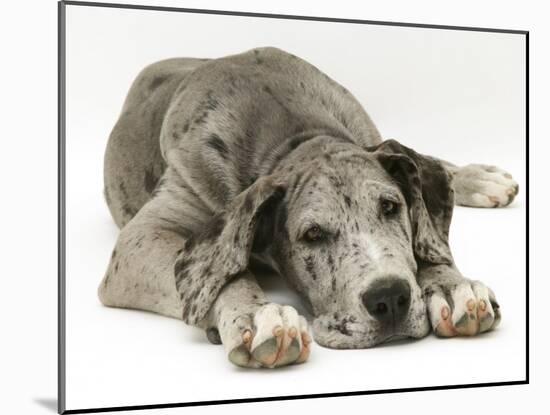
272,325,284,337
479,299,487,311
441,306,450,320
242,329,252,345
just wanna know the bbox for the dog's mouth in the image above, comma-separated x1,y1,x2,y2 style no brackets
380,334,413,345
311,311,429,349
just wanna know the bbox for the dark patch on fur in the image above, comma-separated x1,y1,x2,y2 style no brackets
193,111,209,125
276,204,288,236
251,214,274,253
288,134,314,151
419,162,452,218
144,168,158,194
151,176,166,197
343,195,352,208
122,204,136,218
255,185,286,219
327,254,335,273
251,185,287,252
304,255,317,280
423,286,435,299
206,328,222,344
243,191,255,214
149,75,167,90
253,49,263,64
205,94,220,111
206,134,229,159
329,316,355,336
118,181,128,200
174,256,190,288
201,214,226,241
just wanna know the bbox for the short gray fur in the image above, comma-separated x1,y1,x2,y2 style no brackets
98,47,515,358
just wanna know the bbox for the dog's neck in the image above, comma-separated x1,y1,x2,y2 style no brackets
262,131,362,176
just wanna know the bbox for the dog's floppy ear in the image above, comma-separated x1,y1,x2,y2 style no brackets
175,176,286,325
370,139,455,265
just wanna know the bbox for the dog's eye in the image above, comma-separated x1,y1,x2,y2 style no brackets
303,225,324,242
381,199,399,216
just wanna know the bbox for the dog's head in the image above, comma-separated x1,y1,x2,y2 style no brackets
266,138,455,347
179,138,455,348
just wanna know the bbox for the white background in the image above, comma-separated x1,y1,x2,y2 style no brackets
63,2,527,411
0,0,544,414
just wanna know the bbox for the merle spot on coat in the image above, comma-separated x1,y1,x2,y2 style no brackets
253,49,263,64
149,75,167,90
206,134,229,160
304,255,317,280
343,195,352,208
144,168,158,194
200,214,226,241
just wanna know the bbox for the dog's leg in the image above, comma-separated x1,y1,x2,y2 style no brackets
98,173,212,319
99,172,312,367
204,272,311,368
417,263,501,337
440,160,519,208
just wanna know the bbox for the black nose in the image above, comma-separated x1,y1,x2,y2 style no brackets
362,279,411,324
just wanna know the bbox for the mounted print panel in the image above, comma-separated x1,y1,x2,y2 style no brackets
59,1,527,413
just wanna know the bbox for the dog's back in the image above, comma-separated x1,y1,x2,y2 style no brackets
104,47,381,228
103,57,208,228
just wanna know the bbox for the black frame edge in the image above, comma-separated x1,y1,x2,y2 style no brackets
525,31,530,384
63,381,528,414
58,1,67,414
58,2,530,413
62,0,528,35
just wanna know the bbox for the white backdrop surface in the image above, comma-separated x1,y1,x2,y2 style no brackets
63,4,526,410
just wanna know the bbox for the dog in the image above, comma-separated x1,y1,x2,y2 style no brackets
98,47,518,368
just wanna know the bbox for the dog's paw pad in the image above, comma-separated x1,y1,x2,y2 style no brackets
228,343,253,367
205,327,222,344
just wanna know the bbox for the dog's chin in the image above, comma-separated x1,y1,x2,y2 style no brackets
380,334,413,344
311,313,430,349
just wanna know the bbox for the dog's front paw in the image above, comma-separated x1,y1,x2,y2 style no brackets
453,164,519,207
423,279,501,337
216,303,311,368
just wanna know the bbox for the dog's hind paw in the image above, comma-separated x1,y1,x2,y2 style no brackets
219,303,311,368
424,279,501,337
453,164,519,208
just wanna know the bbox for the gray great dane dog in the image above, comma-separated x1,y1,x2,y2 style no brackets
98,47,518,368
